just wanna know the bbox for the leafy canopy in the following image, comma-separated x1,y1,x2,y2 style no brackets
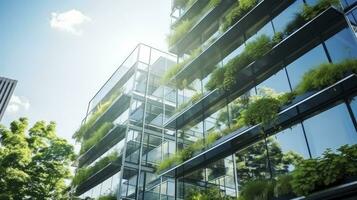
0,118,75,200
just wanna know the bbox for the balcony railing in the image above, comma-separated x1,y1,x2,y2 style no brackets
78,124,127,167
164,7,346,130
160,74,357,177
169,0,235,54
168,0,295,87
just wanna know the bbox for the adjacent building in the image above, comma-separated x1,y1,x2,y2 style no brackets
0,76,17,121
74,0,357,199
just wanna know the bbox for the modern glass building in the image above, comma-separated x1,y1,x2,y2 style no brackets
0,76,17,121
73,0,357,199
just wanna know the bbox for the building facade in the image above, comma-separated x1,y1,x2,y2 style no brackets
0,76,17,121
74,0,357,199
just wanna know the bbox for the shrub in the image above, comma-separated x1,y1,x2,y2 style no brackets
222,35,272,90
274,174,293,198
295,59,357,95
187,187,235,200
98,194,116,200
243,97,282,127
238,179,274,200
161,48,202,86
79,122,114,154
167,19,195,46
291,145,357,196
73,151,118,186
205,67,226,91
221,0,259,31
73,90,121,142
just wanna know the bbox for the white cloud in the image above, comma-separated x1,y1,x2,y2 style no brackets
5,95,30,115
50,9,91,36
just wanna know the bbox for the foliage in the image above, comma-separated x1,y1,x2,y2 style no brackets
168,0,221,46
205,35,272,91
302,0,339,20
238,179,274,200
174,92,203,114
173,0,196,9
205,67,225,91
243,97,281,127
80,122,114,154
0,118,75,199
295,59,357,95
221,0,258,31
186,187,235,200
291,145,357,196
73,151,118,186
168,19,196,46
73,97,116,142
274,174,293,198
161,47,202,86
97,194,117,200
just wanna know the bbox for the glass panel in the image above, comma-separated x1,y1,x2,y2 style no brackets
236,141,270,188
256,68,291,93
325,28,357,63
272,0,304,33
303,103,357,157
286,44,329,89
350,95,357,120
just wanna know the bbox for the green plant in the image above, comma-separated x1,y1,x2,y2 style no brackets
168,0,222,46
274,174,293,198
243,96,282,127
221,0,259,31
161,48,202,86
79,122,114,154
238,179,274,200
98,194,116,200
73,89,122,142
291,145,357,196
186,187,235,200
174,92,203,114
73,151,118,186
302,0,340,20
295,59,357,95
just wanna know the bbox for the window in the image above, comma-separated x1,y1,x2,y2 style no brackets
256,68,291,93
325,28,357,63
272,0,304,33
286,44,329,89
303,103,357,157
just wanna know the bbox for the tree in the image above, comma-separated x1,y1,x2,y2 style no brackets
0,118,75,200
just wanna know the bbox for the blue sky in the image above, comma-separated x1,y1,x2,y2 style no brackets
0,0,171,145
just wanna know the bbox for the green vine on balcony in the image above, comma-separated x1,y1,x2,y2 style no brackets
161,47,202,87
72,151,118,186
237,145,357,199
79,122,114,154
221,0,259,31
168,0,222,47
157,59,357,173
73,89,122,142
97,194,117,200
173,0,196,10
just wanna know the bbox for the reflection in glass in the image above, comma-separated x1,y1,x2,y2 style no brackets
303,103,357,157
325,28,357,63
286,44,329,89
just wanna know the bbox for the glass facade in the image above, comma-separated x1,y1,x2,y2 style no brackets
73,0,357,199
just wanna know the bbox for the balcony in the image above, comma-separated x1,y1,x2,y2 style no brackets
160,74,357,177
78,124,127,167
164,7,347,130
169,0,235,54
169,0,295,87
76,140,155,195
83,92,131,139
171,0,210,29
